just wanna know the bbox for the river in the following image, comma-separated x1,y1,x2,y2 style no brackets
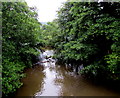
15,50,120,96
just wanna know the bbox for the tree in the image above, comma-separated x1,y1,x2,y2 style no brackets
40,20,60,47
2,2,41,95
55,1,120,81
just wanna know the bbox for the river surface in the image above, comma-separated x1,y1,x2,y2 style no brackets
15,50,120,96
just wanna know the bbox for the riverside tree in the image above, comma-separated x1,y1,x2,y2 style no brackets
2,2,41,95
55,1,120,81
40,20,60,47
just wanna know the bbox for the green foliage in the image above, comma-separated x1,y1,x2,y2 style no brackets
2,59,25,94
2,2,41,95
40,20,60,47
54,2,120,81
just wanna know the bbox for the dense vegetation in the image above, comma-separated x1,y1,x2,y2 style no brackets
2,1,120,96
53,2,120,81
2,2,41,95
40,20,60,47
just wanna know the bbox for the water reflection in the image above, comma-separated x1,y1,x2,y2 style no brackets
35,50,61,96
15,65,45,96
54,65,117,96
15,50,120,96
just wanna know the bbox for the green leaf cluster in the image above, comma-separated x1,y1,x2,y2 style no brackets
54,2,120,81
2,2,41,95
40,20,60,47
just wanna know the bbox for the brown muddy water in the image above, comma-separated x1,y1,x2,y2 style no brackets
15,50,120,96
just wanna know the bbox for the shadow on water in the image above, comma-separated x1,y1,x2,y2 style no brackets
14,49,120,97
15,65,45,96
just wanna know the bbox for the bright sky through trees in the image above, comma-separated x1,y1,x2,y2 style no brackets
25,0,67,22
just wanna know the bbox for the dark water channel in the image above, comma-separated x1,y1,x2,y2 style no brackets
15,50,120,96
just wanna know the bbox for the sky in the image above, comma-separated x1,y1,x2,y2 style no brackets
25,0,67,22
